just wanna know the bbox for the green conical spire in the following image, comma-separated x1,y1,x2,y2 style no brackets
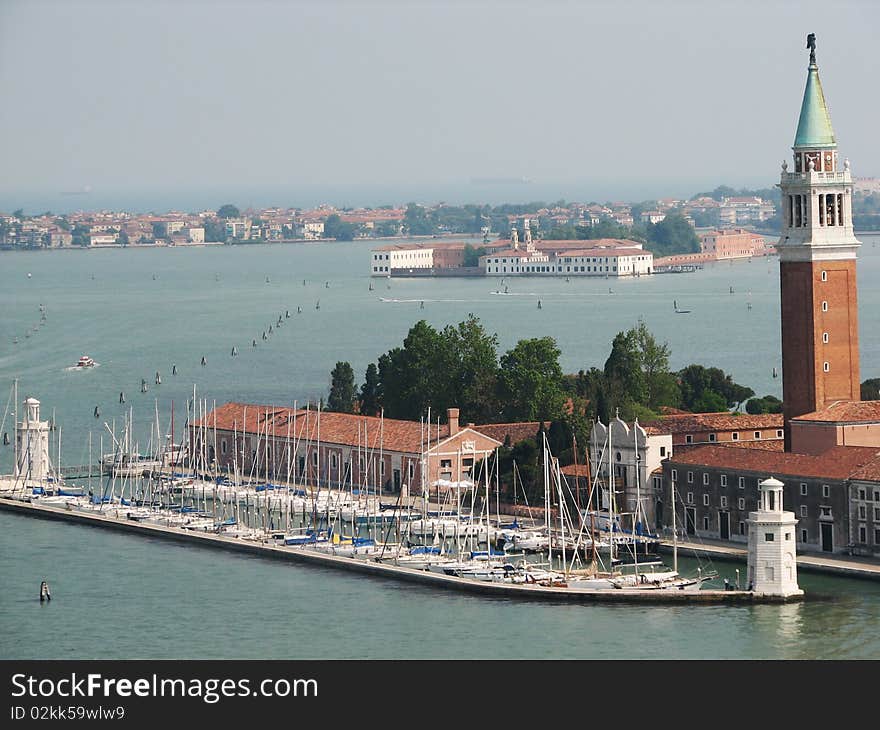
794,61,836,148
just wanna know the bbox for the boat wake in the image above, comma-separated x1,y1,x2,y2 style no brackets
379,297,472,303
64,363,100,371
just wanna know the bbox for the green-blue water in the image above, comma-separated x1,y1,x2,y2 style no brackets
1,235,880,658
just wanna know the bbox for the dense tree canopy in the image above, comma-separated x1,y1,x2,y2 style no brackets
323,214,356,241
497,337,566,422
216,204,240,219
327,362,357,413
861,378,880,401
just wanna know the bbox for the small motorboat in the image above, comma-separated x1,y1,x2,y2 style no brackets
76,355,97,368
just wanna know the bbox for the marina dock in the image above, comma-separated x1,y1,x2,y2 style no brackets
660,538,880,582
0,496,800,604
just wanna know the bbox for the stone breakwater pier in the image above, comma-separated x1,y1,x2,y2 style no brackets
0,497,802,604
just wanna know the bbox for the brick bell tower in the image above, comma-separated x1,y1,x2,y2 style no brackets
778,34,861,450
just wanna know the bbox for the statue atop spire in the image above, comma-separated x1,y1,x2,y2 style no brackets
807,32,816,65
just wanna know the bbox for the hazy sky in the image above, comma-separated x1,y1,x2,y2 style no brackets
1,0,878,211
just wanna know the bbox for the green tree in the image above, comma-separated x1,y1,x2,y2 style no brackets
323,214,356,241
404,203,435,236
377,321,446,419
677,364,754,411
462,244,487,267
860,378,880,401
13,208,24,219
203,218,227,242
117,230,129,246
327,362,357,413
604,329,646,412
216,204,240,219
360,363,381,416
645,212,700,256
497,337,566,421
693,390,729,413
633,321,680,410
745,395,784,414
440,314,499,423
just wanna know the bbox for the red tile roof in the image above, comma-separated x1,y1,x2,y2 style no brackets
847,454,880,482
668,444,879,481
792,400,880,424
471,422,541,445
193,402,448,454
640,412,783,434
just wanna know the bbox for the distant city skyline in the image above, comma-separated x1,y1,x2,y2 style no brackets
2,0,877,213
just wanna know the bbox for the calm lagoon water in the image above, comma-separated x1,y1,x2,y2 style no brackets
1,234,880,659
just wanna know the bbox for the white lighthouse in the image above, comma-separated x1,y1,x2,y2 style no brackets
14,397,51,482
746,477,803,598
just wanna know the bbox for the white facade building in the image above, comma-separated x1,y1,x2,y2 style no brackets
481,246,652,277
591,417,672,529
371,245,434,275
15,398,51,481
746,477,802,597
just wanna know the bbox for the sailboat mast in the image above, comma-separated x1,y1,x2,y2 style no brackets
632,422,639,575
608,417,615,566
672,478,678,574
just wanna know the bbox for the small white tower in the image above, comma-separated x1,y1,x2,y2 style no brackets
746,477,803,598
15,397,51,481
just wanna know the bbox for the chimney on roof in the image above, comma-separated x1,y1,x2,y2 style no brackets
448,408,460,436
466,422,475,428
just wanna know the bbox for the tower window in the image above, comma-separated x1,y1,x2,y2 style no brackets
823,332,829,344
821,270,827,282
703,494,709,506
822,301,828,312
823,362,830,373
801,505,808,517
738,498,745,510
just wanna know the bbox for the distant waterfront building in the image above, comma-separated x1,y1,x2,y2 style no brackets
185,227,205,244
294,221,324,239
47,230,73,247
225,218,251,240
370,242,474,275
699,229,770,259
89,233,118,246
718,197,776,225
480,237,653,277
640,210,666,225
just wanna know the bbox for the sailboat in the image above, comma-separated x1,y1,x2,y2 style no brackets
563,420,712,591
